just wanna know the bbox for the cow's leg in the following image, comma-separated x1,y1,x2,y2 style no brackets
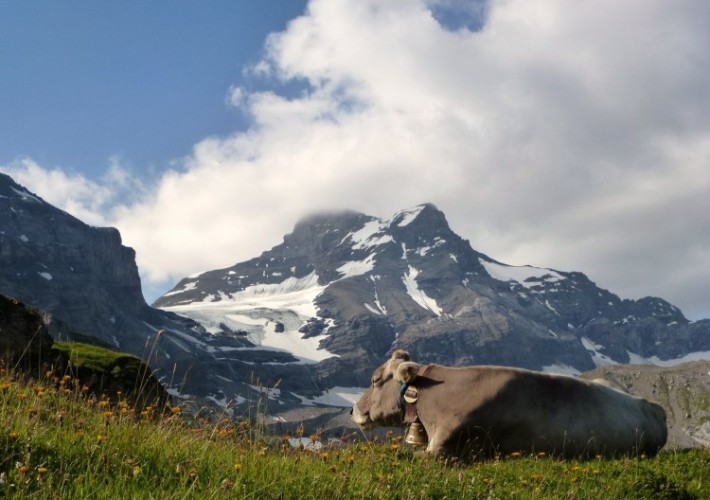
424,426,450,458
425,441,446,457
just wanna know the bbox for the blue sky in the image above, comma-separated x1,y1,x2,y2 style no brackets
0,1,307,177
1,0,709,321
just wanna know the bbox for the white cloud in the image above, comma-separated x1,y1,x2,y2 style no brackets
3,0,710,319
225,85,247,109
1,156,149,227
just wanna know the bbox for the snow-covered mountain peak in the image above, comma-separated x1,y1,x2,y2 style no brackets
154,202,468,366
337,203,444,252
344,219,393,250
388,204,430,227
153,201,706,412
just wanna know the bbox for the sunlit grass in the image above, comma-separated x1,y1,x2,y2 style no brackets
1,367,708,498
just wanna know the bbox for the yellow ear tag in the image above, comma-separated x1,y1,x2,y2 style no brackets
403,386,418,404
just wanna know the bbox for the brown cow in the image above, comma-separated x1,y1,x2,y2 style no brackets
351,350,667,460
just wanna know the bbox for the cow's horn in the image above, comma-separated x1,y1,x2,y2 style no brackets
395,362,420,384
391,350,410,361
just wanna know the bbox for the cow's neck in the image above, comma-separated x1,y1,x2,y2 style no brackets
400,365,433,424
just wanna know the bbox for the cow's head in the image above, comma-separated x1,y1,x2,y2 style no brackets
351,350,421,429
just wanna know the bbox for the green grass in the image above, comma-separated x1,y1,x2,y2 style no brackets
52,341,146,376
1,369,708,499
49,341,167,408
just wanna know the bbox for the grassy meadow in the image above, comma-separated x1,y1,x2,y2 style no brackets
1,367,708,499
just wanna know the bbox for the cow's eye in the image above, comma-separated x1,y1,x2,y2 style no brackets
371,378,381,387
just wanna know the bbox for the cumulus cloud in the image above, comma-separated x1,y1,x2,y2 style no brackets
1,157,147,226
4,0,710,319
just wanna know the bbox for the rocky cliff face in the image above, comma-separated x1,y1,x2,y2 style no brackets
0,173,266,402
0,173,148,347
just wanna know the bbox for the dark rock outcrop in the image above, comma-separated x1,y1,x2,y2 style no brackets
0,293,55,371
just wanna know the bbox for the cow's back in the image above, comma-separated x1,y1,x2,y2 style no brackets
416,365,667,458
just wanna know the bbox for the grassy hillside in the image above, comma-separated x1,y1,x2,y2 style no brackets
50,341,168,408
1,368,708,499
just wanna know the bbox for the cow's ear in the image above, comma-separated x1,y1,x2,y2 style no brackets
391,350,410,362
395,362,420,384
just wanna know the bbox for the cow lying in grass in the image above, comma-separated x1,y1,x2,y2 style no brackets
351,350,667,461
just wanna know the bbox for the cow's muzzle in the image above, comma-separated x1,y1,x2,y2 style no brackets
350,404,371,427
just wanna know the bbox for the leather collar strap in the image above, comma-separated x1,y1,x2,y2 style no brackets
400,365,431,424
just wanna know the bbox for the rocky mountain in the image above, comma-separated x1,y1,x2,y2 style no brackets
0,173,288,403
3,171,709,431
156,203,710,411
